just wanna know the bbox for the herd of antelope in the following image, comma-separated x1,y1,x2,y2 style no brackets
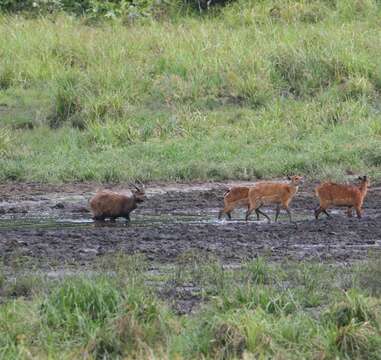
89,176,370,223
218,175,369,222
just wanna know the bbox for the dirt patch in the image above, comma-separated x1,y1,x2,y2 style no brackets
0,181,380,271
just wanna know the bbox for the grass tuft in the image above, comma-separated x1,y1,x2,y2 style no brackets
0,128,12,158
41,276,121,334
211,322,246,359
326,290,379,328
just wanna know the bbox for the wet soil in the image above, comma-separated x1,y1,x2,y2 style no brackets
0,181,380,271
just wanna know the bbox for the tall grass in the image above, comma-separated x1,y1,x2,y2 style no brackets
1,256,381,358
1,1,381,182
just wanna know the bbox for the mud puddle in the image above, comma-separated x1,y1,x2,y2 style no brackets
0,182,380,271
0,212,228,230
0,209,313,235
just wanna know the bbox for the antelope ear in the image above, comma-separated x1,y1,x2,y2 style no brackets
287,175,292,180
363,175,367,181
358,176,363,180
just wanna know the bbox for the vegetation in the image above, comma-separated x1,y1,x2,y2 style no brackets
0,0,198,20
0,254,381,358
1,1,381,182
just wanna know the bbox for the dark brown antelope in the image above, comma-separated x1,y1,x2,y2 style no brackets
90,183,145,222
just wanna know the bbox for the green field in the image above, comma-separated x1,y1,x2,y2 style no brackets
1,0,381,182
1,254,381,359
1,3,381,359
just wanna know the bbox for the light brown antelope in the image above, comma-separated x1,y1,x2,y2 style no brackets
245,176,304,222
314,176,369,219
218,186,261,220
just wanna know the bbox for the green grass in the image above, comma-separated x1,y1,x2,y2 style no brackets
1,1,381,182
1,254,381,359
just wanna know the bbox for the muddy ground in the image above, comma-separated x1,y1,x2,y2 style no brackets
0,181,380,271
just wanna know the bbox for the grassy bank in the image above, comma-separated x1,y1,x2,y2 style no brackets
1,254,381,358
1,1,381,182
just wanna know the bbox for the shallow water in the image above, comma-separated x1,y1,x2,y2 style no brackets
0,208,314,231
0,218,90,231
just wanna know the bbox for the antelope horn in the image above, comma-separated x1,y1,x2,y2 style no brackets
136,179,145,188
129,183,141,192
